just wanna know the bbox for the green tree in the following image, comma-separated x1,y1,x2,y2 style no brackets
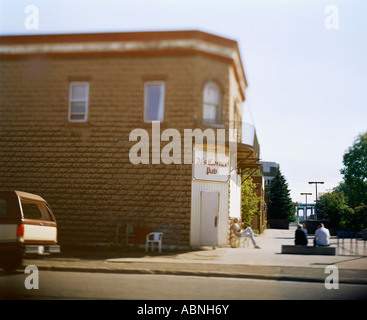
341,132,367,207
267,167,296,222
318,191,354,230
241,175,262,228
353,205,367,231
318,186,367,231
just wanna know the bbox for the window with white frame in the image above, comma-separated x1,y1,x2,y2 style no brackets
68,82,89,122
203,82,222,124
144,81,165,122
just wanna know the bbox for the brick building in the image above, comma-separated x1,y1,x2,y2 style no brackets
0,30,260,248
260,161,279,187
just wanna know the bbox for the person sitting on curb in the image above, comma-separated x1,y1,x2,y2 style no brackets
295,223,308,246
314,223,330,246
233,218,261,249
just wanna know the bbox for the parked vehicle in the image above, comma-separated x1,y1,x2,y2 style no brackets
0,190,60,271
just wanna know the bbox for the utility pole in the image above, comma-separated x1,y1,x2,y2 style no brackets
308,182,324,220
300,192,312,222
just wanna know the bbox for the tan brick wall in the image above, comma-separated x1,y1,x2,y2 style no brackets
0,53,234,246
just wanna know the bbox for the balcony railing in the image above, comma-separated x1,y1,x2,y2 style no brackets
197,118,260,160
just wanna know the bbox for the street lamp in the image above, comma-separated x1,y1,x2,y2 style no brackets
300,192,312,222
308,181,324,220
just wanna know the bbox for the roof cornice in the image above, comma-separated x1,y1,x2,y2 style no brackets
0,30,247,99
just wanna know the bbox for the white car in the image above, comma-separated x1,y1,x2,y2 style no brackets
0,190,60,271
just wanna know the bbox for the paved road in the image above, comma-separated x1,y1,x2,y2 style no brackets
1,270,367,300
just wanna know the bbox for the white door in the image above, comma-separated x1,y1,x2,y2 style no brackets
200,191,219,246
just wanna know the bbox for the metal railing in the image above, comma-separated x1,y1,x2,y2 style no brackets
337,231,367,256
197,119,260,159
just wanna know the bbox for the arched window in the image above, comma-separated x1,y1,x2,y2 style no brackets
203,82,221,124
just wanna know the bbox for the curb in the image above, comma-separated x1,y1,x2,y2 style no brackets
27,263,367,285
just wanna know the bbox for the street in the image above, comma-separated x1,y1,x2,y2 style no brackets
1,270,366,300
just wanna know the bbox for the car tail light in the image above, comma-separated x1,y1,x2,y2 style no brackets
17,224,24,237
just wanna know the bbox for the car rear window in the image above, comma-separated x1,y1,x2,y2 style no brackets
22,203,43,220
42,205,56,222
20,198,55,221
0,199,8,215
0,192,21,218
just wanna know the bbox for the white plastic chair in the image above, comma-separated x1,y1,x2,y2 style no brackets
145,232,164,253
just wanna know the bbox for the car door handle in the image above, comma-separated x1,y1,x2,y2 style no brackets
40,223,44,226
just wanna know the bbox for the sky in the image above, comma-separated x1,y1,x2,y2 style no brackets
1,0,366,204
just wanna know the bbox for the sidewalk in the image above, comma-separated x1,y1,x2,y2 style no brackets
24,227,367,284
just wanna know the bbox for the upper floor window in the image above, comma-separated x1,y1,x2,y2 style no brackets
203,82,222,124
144,81,165,122
263,166,270,173
68,82,89,122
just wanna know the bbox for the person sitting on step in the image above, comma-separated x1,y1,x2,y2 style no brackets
295,223,308,246
233,218,261,249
